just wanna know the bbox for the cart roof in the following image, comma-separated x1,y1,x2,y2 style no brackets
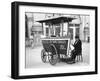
37,16,76,24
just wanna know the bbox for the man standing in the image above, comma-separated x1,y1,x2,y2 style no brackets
71,36,82,63
67,36,82,64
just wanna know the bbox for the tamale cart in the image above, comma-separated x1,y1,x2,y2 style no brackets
37,16,76,65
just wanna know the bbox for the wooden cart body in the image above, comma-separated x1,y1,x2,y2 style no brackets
41,37,71,65
42,37,70,55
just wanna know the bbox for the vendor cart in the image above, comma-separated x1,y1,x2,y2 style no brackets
37,16,76,65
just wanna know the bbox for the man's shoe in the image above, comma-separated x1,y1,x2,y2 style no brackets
66,60,76,64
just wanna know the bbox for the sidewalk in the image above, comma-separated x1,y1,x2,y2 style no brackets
25,42,90,68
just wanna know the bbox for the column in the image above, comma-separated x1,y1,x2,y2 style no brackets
27,21,32,39
80,16,85,41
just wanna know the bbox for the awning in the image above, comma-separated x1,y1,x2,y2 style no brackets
37,16,76,24
31,25,42,32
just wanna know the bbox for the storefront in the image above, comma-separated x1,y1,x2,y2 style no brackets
68,23,80,42
25,13,90,47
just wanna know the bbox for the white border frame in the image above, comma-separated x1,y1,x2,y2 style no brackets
19,5,95,76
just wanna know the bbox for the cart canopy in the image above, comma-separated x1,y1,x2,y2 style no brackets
37,16,76,24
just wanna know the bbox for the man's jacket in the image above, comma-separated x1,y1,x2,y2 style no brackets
73,39,82,53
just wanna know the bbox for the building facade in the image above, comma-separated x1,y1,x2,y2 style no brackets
25,12,90,47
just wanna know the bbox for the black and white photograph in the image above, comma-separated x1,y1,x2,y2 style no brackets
11,2,97,79
25,12,90,68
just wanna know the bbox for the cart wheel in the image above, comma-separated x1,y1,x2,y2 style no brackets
48,44,58,65
41,49,47,63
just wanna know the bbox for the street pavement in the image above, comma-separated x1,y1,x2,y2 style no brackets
25,42,90,68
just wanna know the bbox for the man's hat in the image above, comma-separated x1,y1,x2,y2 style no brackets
75,36,79,38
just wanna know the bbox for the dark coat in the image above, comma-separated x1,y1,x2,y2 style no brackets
73,39,82,53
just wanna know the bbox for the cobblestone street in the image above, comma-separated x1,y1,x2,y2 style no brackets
25,42,90,68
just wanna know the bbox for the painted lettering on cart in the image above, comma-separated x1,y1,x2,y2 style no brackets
42,40,66,44
60,45,66,50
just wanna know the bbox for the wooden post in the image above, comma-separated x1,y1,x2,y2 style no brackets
48,23,51,37
60,20,64,37
62,22,63,36
53,25,56,36
67,22,69,37
41,23,43,35
43,23,46,36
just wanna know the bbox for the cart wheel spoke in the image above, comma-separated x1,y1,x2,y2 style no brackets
49,54,58,65
41,49,47,63
48,44,58,65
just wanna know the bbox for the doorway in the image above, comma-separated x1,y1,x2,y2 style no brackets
69,27,80,42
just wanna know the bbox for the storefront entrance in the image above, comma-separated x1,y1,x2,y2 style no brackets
69,27,80,42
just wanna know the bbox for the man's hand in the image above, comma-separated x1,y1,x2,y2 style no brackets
70,44,74,50
72,44,74,46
